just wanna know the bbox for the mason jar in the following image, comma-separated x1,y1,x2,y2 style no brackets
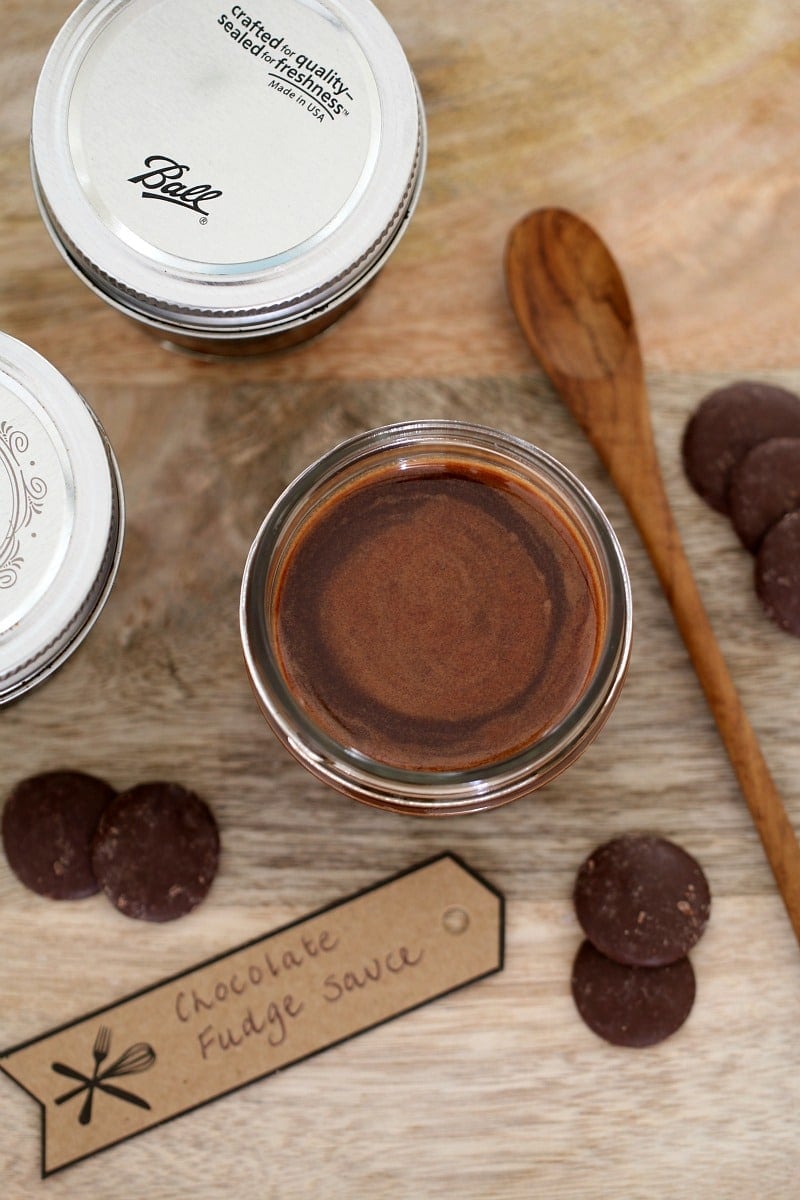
0,333,123,705
240,421,632,815
30,0,426,356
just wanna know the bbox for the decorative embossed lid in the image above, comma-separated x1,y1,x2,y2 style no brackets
30,0,425,343
0,333,123,704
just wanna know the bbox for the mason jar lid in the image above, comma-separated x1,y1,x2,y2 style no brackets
31,0,426,339
0,333,123,704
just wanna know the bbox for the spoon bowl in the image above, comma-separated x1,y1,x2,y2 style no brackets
505,205,800,948
507,207,634,382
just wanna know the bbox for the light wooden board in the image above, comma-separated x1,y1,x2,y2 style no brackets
2,3,800,1197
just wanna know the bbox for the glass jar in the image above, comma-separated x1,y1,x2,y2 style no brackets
240,421,632,815
0,333,123,705
30,0,426,356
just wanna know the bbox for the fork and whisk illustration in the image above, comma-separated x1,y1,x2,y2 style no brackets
51,1026,156,1125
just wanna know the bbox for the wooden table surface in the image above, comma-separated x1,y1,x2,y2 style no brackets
2,2,800,1196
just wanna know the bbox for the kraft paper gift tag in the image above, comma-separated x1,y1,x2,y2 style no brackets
1,853,504,1176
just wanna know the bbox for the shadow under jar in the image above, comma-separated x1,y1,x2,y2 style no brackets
30,0,425,356
241,421,632,815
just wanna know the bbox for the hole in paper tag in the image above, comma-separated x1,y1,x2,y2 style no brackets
443,906,470,935
1,853,504,1177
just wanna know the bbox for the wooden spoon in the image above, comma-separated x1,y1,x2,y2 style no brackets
505,205,800,946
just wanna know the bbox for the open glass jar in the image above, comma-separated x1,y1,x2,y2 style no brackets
31,0,425,355
240,421,632,815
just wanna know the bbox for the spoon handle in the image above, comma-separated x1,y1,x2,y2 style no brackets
605,427,800,945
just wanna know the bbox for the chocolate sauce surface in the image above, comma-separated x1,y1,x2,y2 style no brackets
274,465,602,771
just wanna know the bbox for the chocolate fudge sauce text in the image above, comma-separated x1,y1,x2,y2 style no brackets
173,926,424,1060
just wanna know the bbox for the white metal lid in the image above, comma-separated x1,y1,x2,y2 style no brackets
0,333,123,703
31,0,425,337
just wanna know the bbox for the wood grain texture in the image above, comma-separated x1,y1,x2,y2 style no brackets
2,3,800,1198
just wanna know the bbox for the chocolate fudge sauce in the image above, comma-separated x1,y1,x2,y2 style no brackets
273,463,604,771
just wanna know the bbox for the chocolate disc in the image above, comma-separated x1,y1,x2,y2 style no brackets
91,782,219,922
573,833,711,967
729,437,800,551
755,510,800,636
1,770,115,900
571,939,696,1048
682,382,800,513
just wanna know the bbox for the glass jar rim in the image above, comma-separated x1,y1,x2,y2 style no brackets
240,420,632,814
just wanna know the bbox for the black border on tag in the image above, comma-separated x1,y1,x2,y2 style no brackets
0,852,505,1178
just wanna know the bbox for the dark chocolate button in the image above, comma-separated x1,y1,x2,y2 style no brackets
682,382,800,513
91,782,220,922
755,510,800,636
571,939,696,1048
573,833,711,967
1,770,115,900
729,437,800,551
